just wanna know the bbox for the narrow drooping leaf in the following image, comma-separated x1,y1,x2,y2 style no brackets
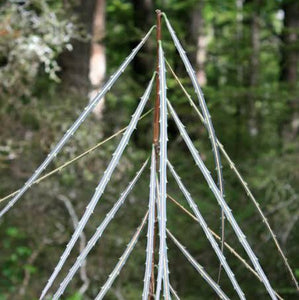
167,229,230,300
162,14,226,267
40,73,155,300
52,159,148,299
142,146,156,300
167,161,245,299
167,100,277,300
166,60,298,291
0,26,156,220
155,41,171,300
95,211,149,300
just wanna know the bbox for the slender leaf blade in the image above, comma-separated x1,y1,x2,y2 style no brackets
163,16,226,278
142,146,156,300
95,211,149,300
155,42,171,300
167,229,230,300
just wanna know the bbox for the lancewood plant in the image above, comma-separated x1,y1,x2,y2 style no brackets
0,10,297,300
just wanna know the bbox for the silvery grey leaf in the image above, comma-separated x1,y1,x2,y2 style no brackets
163,15,225,271
167,229,230,300
95,211,149,300
162,14,224,203
169,283,180,300
155,42,171,300
142,146,156,300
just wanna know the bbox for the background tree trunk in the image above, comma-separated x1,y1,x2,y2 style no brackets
131,0,154,83
280,0,299,141
244,0,261,137
188,0,207,86
59,0,97,94
89,0,106,119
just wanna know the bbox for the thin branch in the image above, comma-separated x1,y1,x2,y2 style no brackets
19,242,46,296
0,26,156,220
40,73,155,300
165,59,298,292
281,214,298,246
94,210,149,300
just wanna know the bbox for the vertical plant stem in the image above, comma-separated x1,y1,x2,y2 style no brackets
153,9,161,150
149,9,162,300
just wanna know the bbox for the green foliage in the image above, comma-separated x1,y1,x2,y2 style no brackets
0,227,32,297
0,0,79,100
65,292,83,300
0,0,298,299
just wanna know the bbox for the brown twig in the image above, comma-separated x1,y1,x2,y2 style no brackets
149,9,162,300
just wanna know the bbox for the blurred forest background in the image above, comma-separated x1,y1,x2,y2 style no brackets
0,0,298,299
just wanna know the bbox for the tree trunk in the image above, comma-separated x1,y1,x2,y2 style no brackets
58,0,96,94
281,1,299,85
280,0,299,141
234,0,244,157
244,0,261,137
89,0,106,119
188,0,207,86
131,0,154,83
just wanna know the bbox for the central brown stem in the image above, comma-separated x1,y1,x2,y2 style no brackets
149,9,162,300
153,9,161,152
